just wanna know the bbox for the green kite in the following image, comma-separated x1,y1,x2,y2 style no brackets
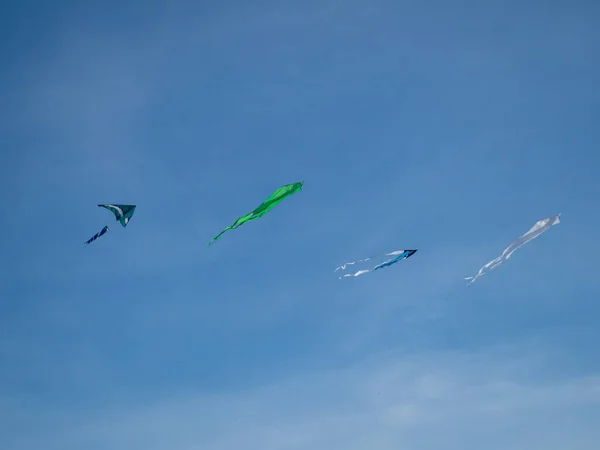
208,182,303,245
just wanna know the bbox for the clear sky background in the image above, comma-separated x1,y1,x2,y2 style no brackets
2,1,600,449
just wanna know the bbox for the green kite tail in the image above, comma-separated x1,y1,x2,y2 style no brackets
208,181,304,245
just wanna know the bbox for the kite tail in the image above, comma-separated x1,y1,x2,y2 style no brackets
338,273,355,279
208,213,259,246
334,258,371,272
208,226,234,246
465,272,486,286
83,225,110,246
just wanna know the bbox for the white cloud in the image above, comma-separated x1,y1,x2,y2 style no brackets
7,342,598,450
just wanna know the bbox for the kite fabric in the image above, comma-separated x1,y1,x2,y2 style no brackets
465,213,561,286
208,181,304,245
83,225,110,245
99,204,136,227
335,249,417,278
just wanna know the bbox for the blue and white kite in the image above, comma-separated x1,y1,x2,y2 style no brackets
335,249,417,278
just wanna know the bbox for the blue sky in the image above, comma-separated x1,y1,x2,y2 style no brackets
1,0,600,448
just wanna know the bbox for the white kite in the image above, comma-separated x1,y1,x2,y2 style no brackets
465,213,561,286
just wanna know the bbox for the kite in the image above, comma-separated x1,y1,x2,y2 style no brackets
82,204,136,246
83,225,110,245
465,213,561,286
208,181,304,245
335,249,417,278
98,204,136,227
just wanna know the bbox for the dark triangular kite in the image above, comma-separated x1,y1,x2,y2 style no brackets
98,204,136,227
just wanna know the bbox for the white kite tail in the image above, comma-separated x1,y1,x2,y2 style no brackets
339,269,371,279
465,213,561,286
334,257,371,272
